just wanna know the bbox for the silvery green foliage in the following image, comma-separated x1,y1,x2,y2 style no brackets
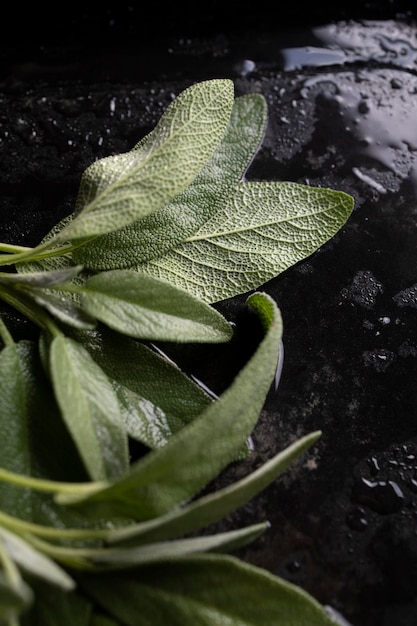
0,79,350,625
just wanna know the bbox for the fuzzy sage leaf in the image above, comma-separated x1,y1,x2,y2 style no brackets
55,291,282,519
106,431,321,546
77,328,214,449
79,554,334,626
77,270,233,343
135,181,354,302
72,92,268,269
49,336,130,481
56,79,235,242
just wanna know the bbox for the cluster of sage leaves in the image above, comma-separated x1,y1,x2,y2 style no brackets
0,79,354,625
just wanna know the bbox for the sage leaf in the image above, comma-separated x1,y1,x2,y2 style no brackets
136,181,354,302
0,340,32,518
0,266,83,287
55,292,282,520
49,336,129,481
82,523,268,569
26,288,97,330
79,554,335,626
78,270,233,343
107,431,320,546
0,527,75,590
21,580,92,626
0,570,33,621
0,338,99,534
57,79,235,241
73,92,268,269
77,328,213,449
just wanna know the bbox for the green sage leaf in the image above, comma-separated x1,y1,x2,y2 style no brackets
77,328,214,449
107,431,320,546
73,93,268,269
49,336,129,481
0,340,32,518
57,79,235,241
81,523,267,570
0,570,33,621
0,527,75,590
79,554,334,626
0,266,83,288
27,288,97,330
136,181,354,302
55,291,282,520
78,270,233,343
21,579,92,626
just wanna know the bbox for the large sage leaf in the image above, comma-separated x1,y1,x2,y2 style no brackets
135,181,354,302
79,328,214,449
0,340,31,518
57,79,234,241
78,270,233,343
79,554,334,626
73,93,268,269
55,291,282,519
49,336,129,481
0,337,103,535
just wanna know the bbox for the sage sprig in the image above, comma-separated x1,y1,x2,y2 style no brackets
0,78,352,624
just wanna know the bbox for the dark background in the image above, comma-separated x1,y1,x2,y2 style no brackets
2,2,417,625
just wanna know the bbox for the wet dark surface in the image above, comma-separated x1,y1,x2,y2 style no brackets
2,4,417,625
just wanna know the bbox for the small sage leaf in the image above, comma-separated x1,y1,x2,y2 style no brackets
0,527,75,590
107,431,320,546
57,79,235,241
50,336,129,481
28,288,97,330
77,328,213,449
136,181,354,302
56,291,282,520
0,266,83,287
79,554,334,626
0,570,33,620
78,270,233,343
83,523,267,569
73,93,268,269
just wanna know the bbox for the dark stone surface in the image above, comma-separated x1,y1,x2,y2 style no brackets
2,3,417,625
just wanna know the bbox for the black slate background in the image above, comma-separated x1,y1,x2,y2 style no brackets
2,2,417,625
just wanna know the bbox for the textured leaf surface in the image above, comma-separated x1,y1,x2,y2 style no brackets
0,341,31,517
50,336,129,481
58,79,234,241
73,93,267,269
80,554,334,626
79,329,214,449
107,430,318,546
78,270,233,343
56,292,282,520
135,182,354,302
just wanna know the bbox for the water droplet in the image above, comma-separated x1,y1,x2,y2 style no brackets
346,506,369,531
362,348,395,372
353,477,405,514
340,270,383,309
393,284,417,309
